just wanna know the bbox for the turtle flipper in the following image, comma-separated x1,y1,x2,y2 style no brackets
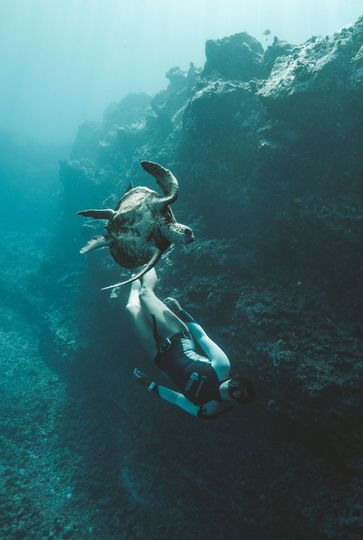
80,235,110,254
101,249,162,291
140,161,179,207
141,161,169,179
77,209,116,220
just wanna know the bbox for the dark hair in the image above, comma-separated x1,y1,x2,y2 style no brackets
228,376,256,405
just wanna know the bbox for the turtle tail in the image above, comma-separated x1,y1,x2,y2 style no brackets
101,249,162,291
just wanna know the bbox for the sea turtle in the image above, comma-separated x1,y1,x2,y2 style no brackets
77,160,194,290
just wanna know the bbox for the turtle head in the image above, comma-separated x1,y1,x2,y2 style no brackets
161,222,194,244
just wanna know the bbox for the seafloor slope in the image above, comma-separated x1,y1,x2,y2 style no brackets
1,17,363,540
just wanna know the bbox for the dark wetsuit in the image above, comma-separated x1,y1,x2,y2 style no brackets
155,332,222,406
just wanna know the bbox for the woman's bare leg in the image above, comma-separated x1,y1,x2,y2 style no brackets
125,278,157,358
139,268,189,339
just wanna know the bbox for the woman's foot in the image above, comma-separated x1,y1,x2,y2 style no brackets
130,275,141,291
126,277,142,310
163,297,195,324
163,297,182,315
140,267,158,291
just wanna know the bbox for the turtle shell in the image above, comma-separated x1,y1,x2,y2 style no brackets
106,186,174,268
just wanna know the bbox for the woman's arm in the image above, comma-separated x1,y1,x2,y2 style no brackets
187,322,230,379
153,385,229,419
156,385,200,416
133,369,199,416
133,369,230,419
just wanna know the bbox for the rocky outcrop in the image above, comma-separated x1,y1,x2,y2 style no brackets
203,32,264,80
259,18,363,125
261,37,295,77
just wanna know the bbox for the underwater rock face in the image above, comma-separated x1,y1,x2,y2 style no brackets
261,37,295,78
102,92,152,133
203,32,264,81
49,17,363,540
259,17,363,124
